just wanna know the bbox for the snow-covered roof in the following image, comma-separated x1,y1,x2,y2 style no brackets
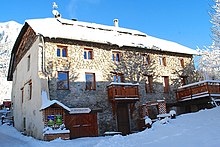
178,80,220,89
40,100,70,111
108,82,139,86
43,127,70,135
1,106,220,146
114,98,139,100
25,18,197,55
40,91,70,111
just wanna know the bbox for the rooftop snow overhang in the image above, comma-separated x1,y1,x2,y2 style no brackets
7,17,197,81
25,17,196,55
107,82,139,87
177,80,220,90
40,100,70,112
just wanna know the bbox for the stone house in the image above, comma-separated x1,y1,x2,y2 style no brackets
7,17,197,140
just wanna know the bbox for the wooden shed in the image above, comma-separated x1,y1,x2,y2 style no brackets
40,100,70,141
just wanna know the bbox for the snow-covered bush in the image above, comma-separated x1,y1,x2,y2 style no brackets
160,117,170,124
169,110,176,119
144,116,152,128
43,127,53,133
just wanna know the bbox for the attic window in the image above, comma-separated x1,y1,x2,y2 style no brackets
159,56,166,66
118,31,132,35
180,58,185,68
62,23,73,26
86,26,95,29
78,25,84,27
84,48,93,60
143,54,150,65
134,34,146,37
57,46,68,57
112,51,122,62
162,57,167,66
98,28,112,31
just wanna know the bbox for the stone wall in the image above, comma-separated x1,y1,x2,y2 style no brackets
43,38,195,134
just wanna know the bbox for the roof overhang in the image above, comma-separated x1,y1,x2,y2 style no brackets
7,22,29,81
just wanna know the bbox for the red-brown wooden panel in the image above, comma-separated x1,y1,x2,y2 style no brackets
176,82,220,101
107,85,139,101
65,113,98,139
117,103,130,135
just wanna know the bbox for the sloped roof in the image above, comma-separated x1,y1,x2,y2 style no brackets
26,18,197,55
40,91,70,111
40,99,70,111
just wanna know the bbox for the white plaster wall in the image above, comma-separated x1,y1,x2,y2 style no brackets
12,37,46,139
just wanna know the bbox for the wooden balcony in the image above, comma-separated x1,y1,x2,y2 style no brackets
176,80,220,102
107,82,139,103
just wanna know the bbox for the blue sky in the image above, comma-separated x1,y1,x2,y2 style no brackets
1,0,212,50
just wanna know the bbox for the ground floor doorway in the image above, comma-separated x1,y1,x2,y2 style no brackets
116,103,130,135
65,113,98,139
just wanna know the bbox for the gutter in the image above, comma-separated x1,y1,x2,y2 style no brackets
38,33,48,75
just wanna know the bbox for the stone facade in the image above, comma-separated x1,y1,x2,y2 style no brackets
41,38,195,134
8,18,197,140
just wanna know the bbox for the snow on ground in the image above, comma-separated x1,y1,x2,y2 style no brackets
1,107,220,147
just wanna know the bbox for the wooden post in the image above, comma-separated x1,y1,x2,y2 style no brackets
1,116,4,125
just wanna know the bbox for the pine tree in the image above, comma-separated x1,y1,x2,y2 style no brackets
198,0,220,80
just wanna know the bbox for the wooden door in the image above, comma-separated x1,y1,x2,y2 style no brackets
117,103,130,135
65,113,98,139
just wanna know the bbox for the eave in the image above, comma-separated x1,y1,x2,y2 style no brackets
7,22,34,81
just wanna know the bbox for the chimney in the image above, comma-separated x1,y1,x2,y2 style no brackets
113,19,119,27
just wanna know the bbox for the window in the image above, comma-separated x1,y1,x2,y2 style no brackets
162,57,167,66
47,115,63,128
163,76,169,93
21,87,24,103
57,71,69,90
85,73,96,90
159,56,162,65
84,48,93,60
159,56,166,66
113,73,124,83
145,75,153,93
23,117,26,131
27,55,30,71
180,58,184,68
57,46,68,57
112,51,122,62
28,80,32,100
143,54,150,65
180,76,188,86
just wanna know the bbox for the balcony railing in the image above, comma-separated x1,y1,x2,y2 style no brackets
107,82,139,102
176,80,220,101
